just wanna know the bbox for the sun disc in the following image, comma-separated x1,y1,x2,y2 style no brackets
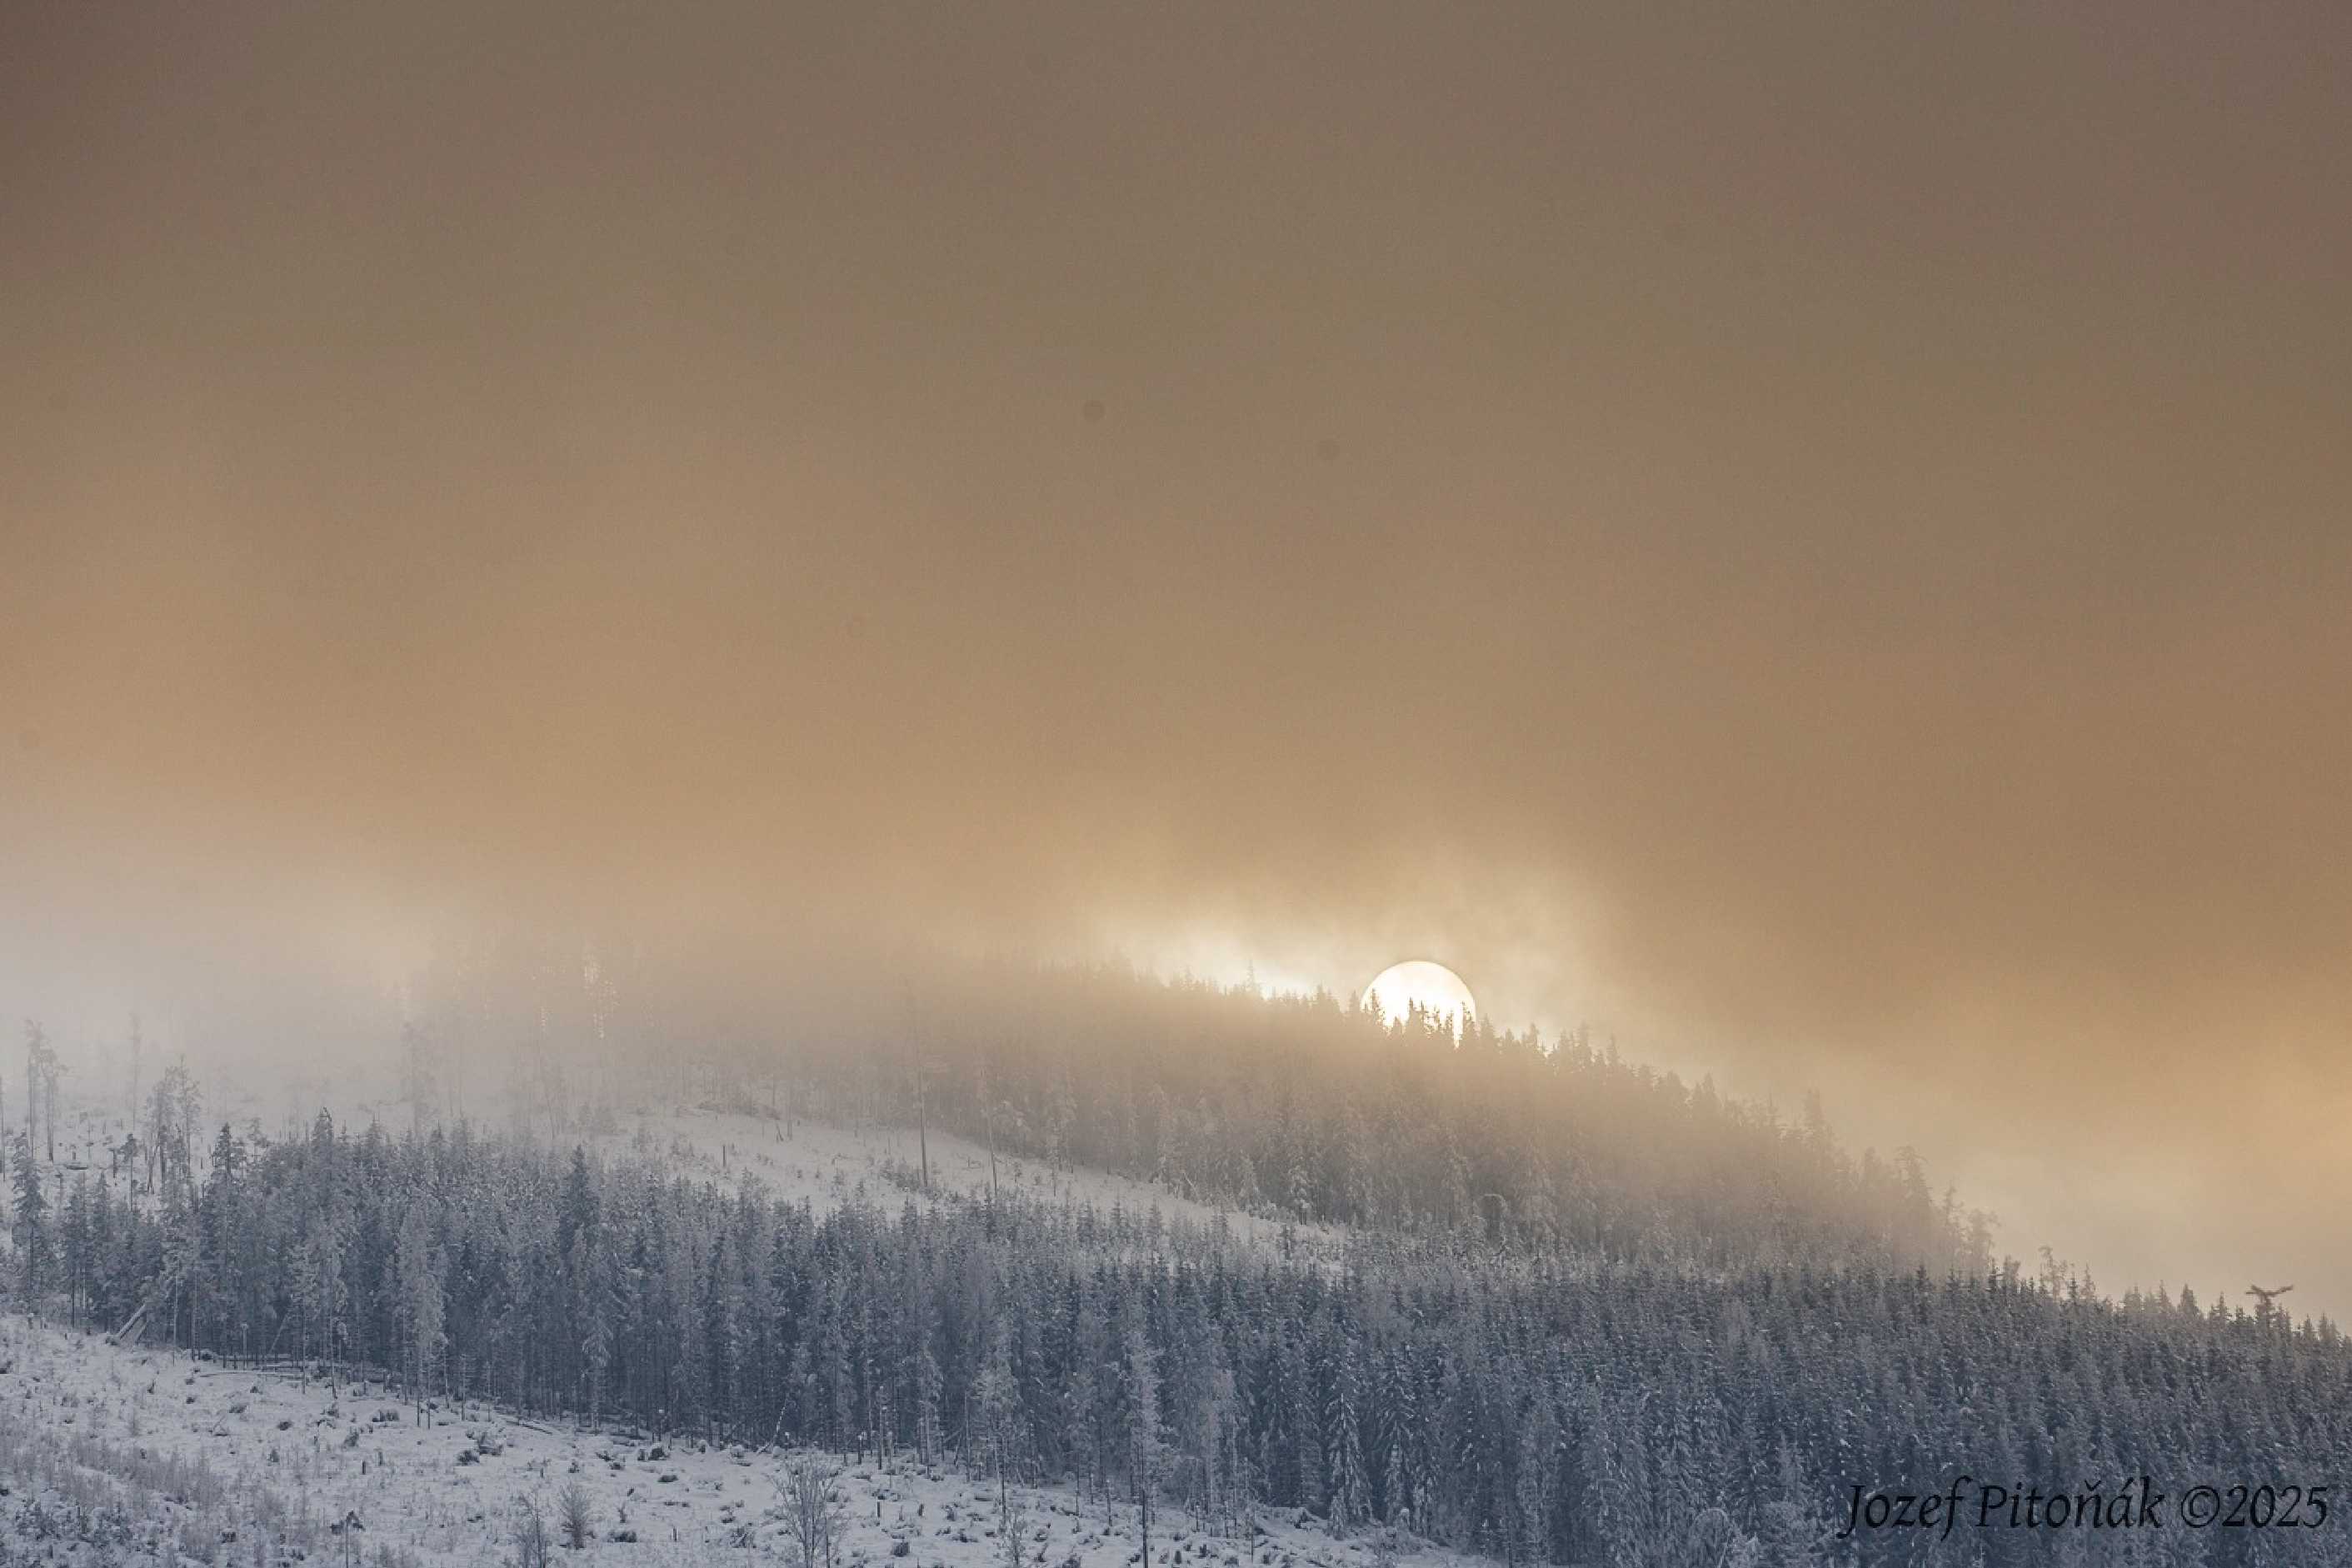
1361,959,1477,1038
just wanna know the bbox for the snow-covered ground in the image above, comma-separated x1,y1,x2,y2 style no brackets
0,1316,1456,1568
589,1107,1349,1263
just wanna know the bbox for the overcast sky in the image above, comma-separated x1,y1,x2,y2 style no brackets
5,2,2349,1312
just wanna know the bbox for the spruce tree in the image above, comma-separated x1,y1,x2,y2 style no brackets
12,1131,48,1299
1126,1320,1167,1565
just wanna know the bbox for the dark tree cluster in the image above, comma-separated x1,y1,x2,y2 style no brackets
13,1111,2349,1568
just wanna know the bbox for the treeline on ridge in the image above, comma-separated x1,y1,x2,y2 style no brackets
411,946,1994,1278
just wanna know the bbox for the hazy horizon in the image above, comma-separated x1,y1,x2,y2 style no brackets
7,1,2350,1319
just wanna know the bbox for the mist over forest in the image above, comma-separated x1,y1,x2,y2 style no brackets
7,949,2350,1567
10,0,2352,1562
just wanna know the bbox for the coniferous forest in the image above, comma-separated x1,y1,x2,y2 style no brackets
10,966,2350,1567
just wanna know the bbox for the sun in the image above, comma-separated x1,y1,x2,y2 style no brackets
1360,959,1477,1038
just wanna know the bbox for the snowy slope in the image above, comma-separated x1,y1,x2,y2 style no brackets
1,1317,1458,1568
35,1082,1351,1268
6,1082,1380,1565
590,1106,1349,1262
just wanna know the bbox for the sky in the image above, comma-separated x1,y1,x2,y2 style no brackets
4,2,2349,1313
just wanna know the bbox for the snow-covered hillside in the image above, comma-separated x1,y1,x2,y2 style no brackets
33,1080,1351,1270
0,1317,1454,1568
582,1106,1349,1262
2,1081,1363,1564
